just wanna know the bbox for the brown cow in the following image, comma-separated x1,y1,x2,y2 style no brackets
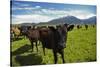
11,27,21,40
26,28,40,52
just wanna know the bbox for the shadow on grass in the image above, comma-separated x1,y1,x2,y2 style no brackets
14,54,45,66
11,37,23,42
12,44,31,56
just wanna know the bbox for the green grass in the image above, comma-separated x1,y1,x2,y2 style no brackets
11,25,96,66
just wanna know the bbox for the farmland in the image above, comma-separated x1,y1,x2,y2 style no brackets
11,25,96,66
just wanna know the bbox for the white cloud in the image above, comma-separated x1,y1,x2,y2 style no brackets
12,6,41,10
12,7,36,10
40,9,95,19
12,8,96,24
20,4,30,7
41,9,68,15
12,14,54,24
35,6,41,9
68,10,96,19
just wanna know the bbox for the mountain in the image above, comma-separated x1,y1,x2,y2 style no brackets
20,23,36,26
48,16,96,25
81,16,96,24
48,16,81,24
11,16,96,26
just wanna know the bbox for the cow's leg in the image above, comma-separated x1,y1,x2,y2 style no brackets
31,41,33,52
59,49,65,63
38,41,41,45
36,41,38,52
24,35,25,39
41,42,45,55
42,45,45,55
15,35,17,39
14,35,16,40
24,35,26,39
53,50,58,64
16,35,19,39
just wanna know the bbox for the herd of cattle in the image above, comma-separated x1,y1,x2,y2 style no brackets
11,24,95,64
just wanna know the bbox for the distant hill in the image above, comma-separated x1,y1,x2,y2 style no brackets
48,16,81,24
11,16,96,26
20,23,36,26
81,16,96,24
48,16,96,25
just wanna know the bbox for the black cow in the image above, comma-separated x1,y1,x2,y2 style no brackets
92,25,95,28
67,24,74,31
77,25,82,29
39,24,68,64
85,24,88,30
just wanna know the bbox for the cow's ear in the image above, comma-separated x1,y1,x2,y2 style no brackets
64,23,68,27
67,24,71,31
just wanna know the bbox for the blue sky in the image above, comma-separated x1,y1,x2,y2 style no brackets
11,0,96,24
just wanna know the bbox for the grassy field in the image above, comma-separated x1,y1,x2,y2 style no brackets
11,25,96,66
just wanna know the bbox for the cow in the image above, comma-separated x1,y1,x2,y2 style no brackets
85,24,88,30
39,24,69,64
19,26,31,39
77,25,82,29
26,28,40,52
11,27,21,40
67,24,74,31
10,27,15,41
92,25,95,28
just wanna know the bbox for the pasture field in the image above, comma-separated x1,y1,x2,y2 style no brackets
11,25,96,66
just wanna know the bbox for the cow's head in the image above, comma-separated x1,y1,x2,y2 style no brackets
56,24,68,49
